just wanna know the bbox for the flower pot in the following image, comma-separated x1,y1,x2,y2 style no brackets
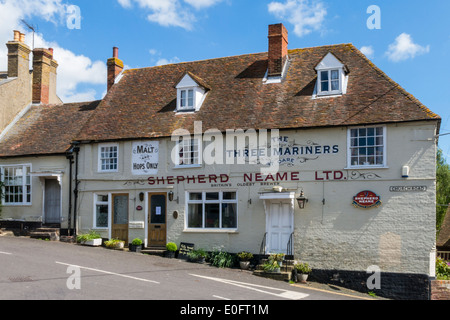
129,244,142,253
83,238,102,247
299,274,309,283
165,250,176,258
239,261,250,270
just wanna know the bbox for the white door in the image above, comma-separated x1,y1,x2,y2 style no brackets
44,179,61,224
267,201,293,254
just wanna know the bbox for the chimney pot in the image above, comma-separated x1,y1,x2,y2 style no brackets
113,47,119,58
48,48,54,56
19,33,25,43
13,30,20,42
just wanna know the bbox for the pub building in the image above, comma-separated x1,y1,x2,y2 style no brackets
0,24,441,299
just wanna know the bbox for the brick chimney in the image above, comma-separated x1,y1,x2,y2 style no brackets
268,23,288,77
32,48,59,104
6,30,31,78
107,47,124,91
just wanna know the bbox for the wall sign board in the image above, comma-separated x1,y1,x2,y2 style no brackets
132,141,159,175
178,242,195,260
352,191,382,209
389,186,427,192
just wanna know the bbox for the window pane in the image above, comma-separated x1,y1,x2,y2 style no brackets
331,70,339,80
321,71,329,80
189,192,202,201
321,81,329,92
188,89,194,107
331,80,339,91
222,203,237,228
223,192,237,200
205,203,220,228
188,203,202,228
206,192,219,201
96,205,108,228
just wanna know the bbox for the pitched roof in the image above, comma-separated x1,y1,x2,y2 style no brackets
0,100,100,157
76,43,440,143
438,207,450,249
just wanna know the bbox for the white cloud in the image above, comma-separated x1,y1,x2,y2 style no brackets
268,0,327,37
184,0,222,10
385,33,430,62
117,0,222,30
360,46,374,58
0,0,107,103
156,57,181,66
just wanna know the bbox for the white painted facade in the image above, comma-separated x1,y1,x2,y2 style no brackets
75,120,438,276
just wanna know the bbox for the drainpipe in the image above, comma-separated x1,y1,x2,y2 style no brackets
65,149,74,236
72,143,80,238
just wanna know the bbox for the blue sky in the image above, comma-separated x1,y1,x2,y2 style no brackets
1,0,449,160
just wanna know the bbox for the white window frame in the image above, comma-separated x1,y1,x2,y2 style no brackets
347,126,387,169
1,164,32,205
93,193,110,229
185,191,238,231
175,138,202,168
178,88,195,111
98,143,119,172
317,68,342,96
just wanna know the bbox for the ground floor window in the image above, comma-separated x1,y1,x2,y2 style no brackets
94,194,109,228
1,164,31,205
186,191,237,229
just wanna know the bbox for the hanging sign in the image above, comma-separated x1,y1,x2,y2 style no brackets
352,191,382,209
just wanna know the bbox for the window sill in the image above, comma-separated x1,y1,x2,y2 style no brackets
183,228,238,234
345,166,389,170
173,164,202,169
313,92,343,99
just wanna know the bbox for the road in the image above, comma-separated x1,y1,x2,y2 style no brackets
0,236,368,305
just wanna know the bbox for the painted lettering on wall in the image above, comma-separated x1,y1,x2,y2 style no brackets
132,141,159,175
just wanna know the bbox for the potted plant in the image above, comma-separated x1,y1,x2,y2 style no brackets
129,238,143,253
187,249,208,263
262,259,281,273
76,230,102,247
237,251,253,270
165,242,177,258
104,238,125,250
271,253,285,266
294,262,312,283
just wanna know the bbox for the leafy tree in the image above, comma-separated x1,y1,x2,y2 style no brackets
436,148,450,232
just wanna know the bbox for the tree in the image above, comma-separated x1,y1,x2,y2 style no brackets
436,148,450,232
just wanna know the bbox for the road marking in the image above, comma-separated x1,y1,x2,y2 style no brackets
0,251,12,255
213,295,231,300
190,274,309,300
56,261,160,284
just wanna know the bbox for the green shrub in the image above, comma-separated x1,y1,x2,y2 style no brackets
294,262,312,274
436,257,450,280
131,238,143,246
210,250,236,268
76,230,101,243
166,242,177,252
237,251,253,261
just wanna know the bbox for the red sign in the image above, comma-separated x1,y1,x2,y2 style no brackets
352,191,381,209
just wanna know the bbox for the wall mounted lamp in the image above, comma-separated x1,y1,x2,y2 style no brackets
296,190,308,209
168,190,174,202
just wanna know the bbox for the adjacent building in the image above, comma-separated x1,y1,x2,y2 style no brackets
0,30,99,233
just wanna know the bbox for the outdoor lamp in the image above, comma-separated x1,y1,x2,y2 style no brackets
296,191,308,209
168,190,174,202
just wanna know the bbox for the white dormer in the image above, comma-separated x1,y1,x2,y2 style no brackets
175,72,208,112
314,52,348,98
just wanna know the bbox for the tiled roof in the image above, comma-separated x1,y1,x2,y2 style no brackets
0,100,100,157
437,207,450,249
76,43,440,142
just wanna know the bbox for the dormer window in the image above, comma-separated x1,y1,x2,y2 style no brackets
314,53,348,98
180,89,194,109
175,72,209,112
